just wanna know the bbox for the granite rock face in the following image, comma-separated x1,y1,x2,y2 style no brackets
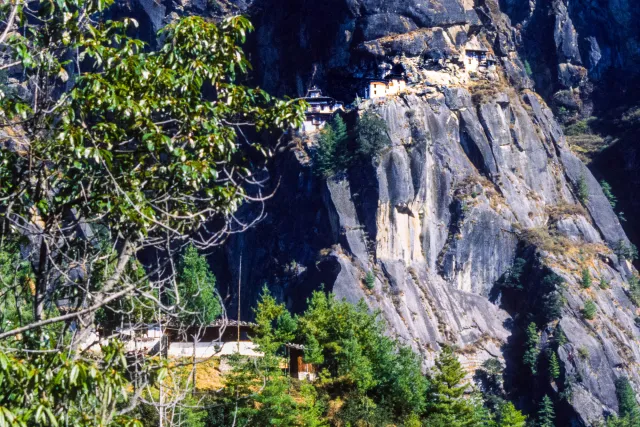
116,0,640,422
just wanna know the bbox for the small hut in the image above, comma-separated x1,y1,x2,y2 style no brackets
285,343,317,381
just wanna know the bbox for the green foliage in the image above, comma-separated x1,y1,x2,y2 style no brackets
537,395,555,427
600,277,611,290
616,377,640,420
553,324,568,347
629,275,640,306
524,60,533,77
576,175,590,204
523,323,540,375
355,110,391,160
539,272,565,324
582,299,597,320
496,402,527,427
423,346,481,426
314,115,351,177
297,291,428,420
0,341,145,426
615,240,639,262
578,346,590,360
364,271,376,289
500,258,527,290
175,245,221,325
581,268,593,289
548,351,561,380
565,118,594,136
601,180,618,209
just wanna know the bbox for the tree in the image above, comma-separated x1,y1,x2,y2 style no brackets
364,271,375,289
615,377,640,422
537,395,555,427
576,175,589,204
0,341,148,426
615,240,639,262
500,258,527,290
583,299,597,320
496,402,527,427
581,268,592,289
0,3,304,422
423,346,478,426
174,245,221,326
523,323,540,375
548,351,561,380
314,115,351,177
355,110,391,160
601,180,618,209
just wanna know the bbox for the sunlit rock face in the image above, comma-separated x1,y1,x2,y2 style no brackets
118,0,640,423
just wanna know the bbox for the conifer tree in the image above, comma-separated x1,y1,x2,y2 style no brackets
523,323,540,375
423,346,478,426
497,402,527,427
581,268,592,289
616,377,640,421
537,395,555,427
548,352,561,380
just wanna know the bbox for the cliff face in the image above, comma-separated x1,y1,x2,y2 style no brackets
120,0,640,423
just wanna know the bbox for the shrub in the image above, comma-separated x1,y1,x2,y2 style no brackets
565,118,592,136
576,175,589,204
581,268,592,289
600,277,610,289
364,271,375,290
582,300,597,320
524,60,533,76
578,346,590,360
355,111,391,160
600,180,618,209
629,275,640,306
614,240,639,261
314,115,351,177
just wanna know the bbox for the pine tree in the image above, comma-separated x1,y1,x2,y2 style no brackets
601,180,618,209
581,268,592,289
577,175,589,204
496,402,527,427
548,352,561,380
537,395,555,427
314,115,351,177
523,323,540,375
176,245,221,325
615,377,640,421
423,346,479,426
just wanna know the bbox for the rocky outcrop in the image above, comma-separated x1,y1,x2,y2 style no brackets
501,0,640,117
114,0,640,422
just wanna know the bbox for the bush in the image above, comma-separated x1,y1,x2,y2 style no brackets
355,111,391,160
582,300,597,320
578,346,590,359
565,118,593,136
581,268,592,289
576,175,589,204
524,60,533,77
600,180,618,209
629,275,640,306
364,271,375,290
614,240,638,262
600,277,610,290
